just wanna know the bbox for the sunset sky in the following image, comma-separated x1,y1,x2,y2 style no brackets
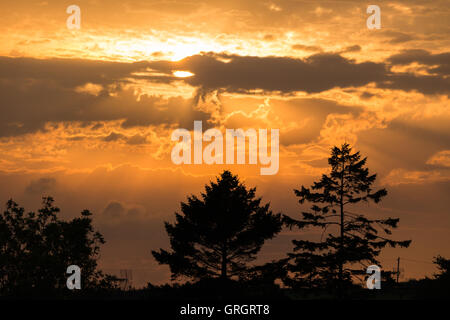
0,0,449,287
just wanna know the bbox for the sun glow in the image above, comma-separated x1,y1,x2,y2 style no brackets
173,70,194,78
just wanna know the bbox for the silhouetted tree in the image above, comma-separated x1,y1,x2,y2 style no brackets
399,255,450,299
152,170,283,282
433,255,450,282
283,144,411,297
0,197,118,296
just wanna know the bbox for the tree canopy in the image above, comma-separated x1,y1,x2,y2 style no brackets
0,197,117,295
152,170,283,281
283,143,411,296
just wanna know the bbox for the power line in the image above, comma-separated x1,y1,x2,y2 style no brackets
382,257,435,265
401,257,435,265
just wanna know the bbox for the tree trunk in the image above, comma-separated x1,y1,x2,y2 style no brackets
338,159,345,298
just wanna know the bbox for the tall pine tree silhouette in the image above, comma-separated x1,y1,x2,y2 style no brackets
152,171,282,281
283,144,411,297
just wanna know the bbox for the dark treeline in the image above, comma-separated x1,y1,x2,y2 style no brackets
1,144,449,299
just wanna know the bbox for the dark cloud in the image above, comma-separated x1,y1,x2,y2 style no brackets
149,51,449,96
103,201,126,218
341,45,361,53
25,177,56,195
387,50,450,76
103,132,149,145
381,31,415,44
126,134,148,145
360,92,376,100
1,50,449,139
380,51,450,94
291,44,322,52
0,56,212,137
101,200,147,223
103,132,126,142
156,52,387,94
379,73,450,95
0,56,148,88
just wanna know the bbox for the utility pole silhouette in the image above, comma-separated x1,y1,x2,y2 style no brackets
119,269,133,290
396,257,400,284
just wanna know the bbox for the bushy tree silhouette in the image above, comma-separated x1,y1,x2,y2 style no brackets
283,144,411,297
152,171,283,281
0,197,117,296
433,255,450,282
